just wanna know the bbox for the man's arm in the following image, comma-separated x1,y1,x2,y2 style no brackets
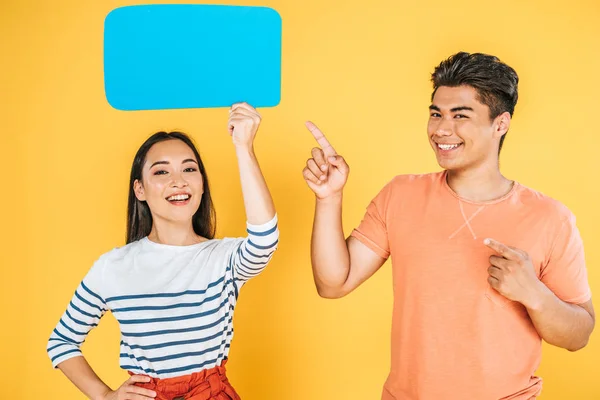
303,122,387,298
526,289,594,351
485,238,595,351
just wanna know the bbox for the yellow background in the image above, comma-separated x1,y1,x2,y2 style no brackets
2,0,599,398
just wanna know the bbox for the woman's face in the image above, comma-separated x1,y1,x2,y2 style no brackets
134,139,203,225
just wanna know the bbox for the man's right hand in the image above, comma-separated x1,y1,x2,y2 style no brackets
303,121,350,199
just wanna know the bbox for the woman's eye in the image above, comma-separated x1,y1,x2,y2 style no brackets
184,167,198,173
153,170,168,175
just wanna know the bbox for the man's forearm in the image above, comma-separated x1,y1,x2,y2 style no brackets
526,284,594,351
311,194,350,297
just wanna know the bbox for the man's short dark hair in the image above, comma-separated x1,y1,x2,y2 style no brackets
431,52,519,152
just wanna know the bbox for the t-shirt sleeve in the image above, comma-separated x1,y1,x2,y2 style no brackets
46,257,108,368
350,181,394,260
540,213,592,304
229,214,279,293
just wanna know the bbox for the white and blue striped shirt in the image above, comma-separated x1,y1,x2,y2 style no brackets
47,215,279,378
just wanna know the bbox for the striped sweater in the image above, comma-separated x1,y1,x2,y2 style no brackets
47,215,279,378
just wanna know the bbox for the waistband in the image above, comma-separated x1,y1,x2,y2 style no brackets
128,359,239,400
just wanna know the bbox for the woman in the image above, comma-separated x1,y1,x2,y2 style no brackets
46,103,279,400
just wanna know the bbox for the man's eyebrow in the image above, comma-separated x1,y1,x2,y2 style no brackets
428,105,474,112
450,106,474,112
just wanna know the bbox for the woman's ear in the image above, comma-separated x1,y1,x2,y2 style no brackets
134,179,146,201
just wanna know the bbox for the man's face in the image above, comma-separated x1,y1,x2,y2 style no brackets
427,85,508,172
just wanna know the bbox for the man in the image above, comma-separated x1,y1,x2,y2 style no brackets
302,52,595,399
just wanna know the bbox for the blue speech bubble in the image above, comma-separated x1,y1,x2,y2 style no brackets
104,5,282,110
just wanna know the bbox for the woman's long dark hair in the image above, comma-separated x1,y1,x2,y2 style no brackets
126,131,216,244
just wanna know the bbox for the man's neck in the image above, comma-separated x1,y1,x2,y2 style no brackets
446,165,514,203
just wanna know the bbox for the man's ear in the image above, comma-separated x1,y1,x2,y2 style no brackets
493,111,511,139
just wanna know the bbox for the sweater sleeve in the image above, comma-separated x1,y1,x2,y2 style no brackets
47,258,108,368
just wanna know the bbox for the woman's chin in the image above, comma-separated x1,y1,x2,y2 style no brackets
156,210,198,224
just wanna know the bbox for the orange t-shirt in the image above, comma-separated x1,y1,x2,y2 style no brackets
351,171,591,400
